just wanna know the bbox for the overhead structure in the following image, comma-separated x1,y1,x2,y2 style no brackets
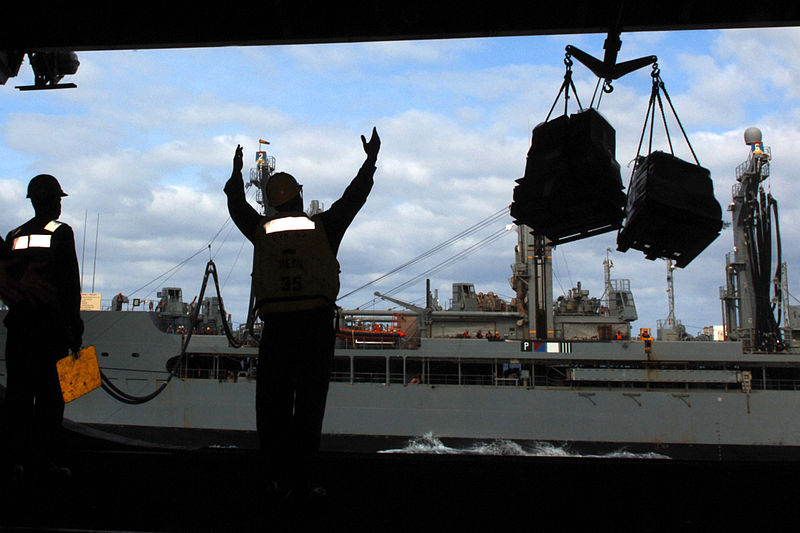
1,49,79,90
0,2,798,52
1,3,797,91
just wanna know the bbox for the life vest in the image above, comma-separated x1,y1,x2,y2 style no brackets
252,212,340,316
9,220,62,252
5,219,66,319
6,220,64,285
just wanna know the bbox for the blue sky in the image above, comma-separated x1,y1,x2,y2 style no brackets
1,27,799,334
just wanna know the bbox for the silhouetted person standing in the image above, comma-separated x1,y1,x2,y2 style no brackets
224,128,380,501
3,174,83,479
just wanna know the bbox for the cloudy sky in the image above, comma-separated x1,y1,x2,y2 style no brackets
1,27,799,335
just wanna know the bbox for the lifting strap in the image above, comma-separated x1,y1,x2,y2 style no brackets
544,53,584,123
632,64,700,175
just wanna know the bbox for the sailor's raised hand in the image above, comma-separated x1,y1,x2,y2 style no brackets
361,127,380,162
233,145,244,175
224,145,245,195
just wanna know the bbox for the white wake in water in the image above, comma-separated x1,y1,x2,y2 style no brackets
378,432,670,459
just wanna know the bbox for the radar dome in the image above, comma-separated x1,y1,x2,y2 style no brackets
744,127,762,146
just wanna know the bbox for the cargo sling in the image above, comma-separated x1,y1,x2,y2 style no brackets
616,64,723,268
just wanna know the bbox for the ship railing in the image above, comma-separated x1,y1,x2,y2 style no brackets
562,380,734,391
755,377,800,391
735,151,770,181
331,371,516,387
167,362,800,391
554,377,800,392
173,356,255,381
335,335,421,350
354,339,396,347
610,279,631,291
177,367,250,382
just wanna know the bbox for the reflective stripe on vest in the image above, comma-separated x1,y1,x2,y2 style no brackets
12,234,52,249
263,216,316,234
44,220,62,232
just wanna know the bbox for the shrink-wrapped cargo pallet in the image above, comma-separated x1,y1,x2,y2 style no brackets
511,108,626,245
616,151,722,268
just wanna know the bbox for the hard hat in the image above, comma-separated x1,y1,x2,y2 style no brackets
27,174,67,199
266,172,301,207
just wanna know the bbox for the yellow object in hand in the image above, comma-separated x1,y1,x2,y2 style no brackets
57,345,101,403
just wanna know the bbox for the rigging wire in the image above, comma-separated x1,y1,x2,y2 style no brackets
123,245,210,301
339,206,509,300
218,186,261,289
589,76,607,109
544,53,583,122
352,218,512,308
551,267,566,300
630,64,701,185
210,219,238,261
123,186,259,302
353,224,512,309
787,290,800,306
380,226,512,299
222,238,248,290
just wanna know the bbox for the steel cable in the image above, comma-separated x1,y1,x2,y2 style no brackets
339,207,509,301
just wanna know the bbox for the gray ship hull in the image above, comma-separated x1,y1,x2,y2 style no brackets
3,309,800,460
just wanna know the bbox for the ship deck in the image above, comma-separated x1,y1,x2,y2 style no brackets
1,433,797,531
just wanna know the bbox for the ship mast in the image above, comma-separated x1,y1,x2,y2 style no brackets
244,139,277,335
249,139,276,215
722,127,785,352
665,259,676,327
657,258,683,341
512,225,553,340
600,249,614,317
603,249,613,304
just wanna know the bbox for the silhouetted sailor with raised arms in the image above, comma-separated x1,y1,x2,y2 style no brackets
224,127,380,503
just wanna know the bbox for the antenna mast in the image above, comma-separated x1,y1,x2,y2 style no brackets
722,127,785,352
245,139,277,338
666,259,676,327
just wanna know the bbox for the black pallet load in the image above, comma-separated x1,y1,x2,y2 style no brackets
616,151,723,268
511,108,626,245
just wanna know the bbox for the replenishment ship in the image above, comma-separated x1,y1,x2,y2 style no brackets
2,126,798,460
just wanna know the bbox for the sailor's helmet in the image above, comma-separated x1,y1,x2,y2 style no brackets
27,174,68,199
267,172,302,207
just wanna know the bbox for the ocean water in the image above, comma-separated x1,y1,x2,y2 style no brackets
378,432,670,459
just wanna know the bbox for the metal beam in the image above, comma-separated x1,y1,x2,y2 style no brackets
2,2,799,52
